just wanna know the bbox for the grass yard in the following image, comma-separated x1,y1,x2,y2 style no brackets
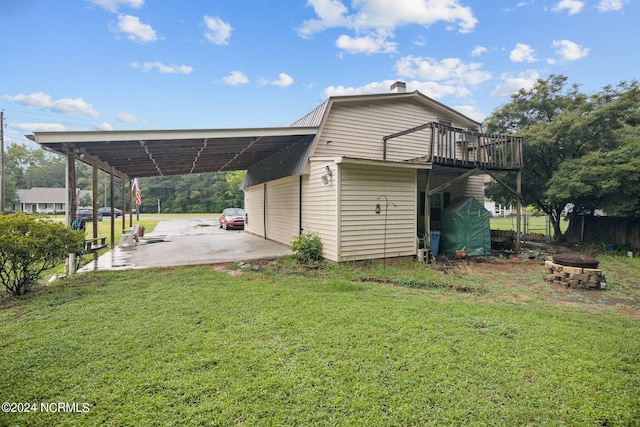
491,214,570,237
1,256,639,426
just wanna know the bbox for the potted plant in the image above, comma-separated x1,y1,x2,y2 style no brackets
137,224,145,237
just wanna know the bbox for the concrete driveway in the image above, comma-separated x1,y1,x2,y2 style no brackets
78,216,291,272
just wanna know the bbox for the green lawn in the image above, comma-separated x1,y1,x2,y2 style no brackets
491,214,570,237
1,257,639,426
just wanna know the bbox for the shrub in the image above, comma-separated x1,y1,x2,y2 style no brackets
290,232,323,263
0,213,84,295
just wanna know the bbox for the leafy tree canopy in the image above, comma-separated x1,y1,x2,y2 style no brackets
484,74,640,240
6,144,246,214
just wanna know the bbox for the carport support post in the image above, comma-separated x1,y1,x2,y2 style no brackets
92,164,99,261
128,179,133,228
66,151,77,273
515,170,522,253
121,179,126,233
110,169,115,248
424,170,431,255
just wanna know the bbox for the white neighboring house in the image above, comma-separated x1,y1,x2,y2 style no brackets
484,199,515,217
15,187,90,214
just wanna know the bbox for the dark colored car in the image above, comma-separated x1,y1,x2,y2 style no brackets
98,207,123,218
76,208,103,222
219,208,245,230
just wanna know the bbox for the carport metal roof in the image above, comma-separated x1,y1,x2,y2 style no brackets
28,127,318,180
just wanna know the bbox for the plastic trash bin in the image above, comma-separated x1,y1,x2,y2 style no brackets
430,231,441,256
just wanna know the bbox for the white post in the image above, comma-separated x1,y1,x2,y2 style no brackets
69,253,76,274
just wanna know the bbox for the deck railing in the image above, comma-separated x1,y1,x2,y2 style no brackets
384,122,523,171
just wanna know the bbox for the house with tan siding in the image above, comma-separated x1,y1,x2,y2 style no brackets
29,82,522,262
242,83,523,262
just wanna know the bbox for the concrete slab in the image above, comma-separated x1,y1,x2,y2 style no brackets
78,216,291,273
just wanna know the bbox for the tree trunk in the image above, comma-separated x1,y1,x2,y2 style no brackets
550,206,566,242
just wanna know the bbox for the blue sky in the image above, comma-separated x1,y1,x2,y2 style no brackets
1,0,637,147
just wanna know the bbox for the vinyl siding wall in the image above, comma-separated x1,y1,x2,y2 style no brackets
301,160,339,261
339,163,417,261
244,176,300,245
312,98,479,163
244,184,265,237
313,99,437,161
265,176,300,245
419,171,486,202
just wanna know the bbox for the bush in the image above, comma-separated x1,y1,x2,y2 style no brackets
0,213,84,295
290,232,323,263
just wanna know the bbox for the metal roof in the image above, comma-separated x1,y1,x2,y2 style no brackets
28,127,318,180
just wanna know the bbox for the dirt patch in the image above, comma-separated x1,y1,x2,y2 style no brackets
441,255,640,318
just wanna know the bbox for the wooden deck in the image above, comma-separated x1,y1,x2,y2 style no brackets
384,122,523,171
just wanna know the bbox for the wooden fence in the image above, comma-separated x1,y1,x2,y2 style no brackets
565,216,640,250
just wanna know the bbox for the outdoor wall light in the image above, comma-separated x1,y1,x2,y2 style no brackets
321,165,333,185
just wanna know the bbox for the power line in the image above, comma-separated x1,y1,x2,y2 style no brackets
0,107,114,131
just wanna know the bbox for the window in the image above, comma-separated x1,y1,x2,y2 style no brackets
419,191,450,220
438,118,452,128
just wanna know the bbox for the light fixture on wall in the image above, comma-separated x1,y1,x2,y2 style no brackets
321,165,333,185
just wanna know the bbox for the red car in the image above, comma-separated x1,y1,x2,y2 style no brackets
219,208,245,230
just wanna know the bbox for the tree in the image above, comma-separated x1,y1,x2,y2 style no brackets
484,75,640,240
224,170,246,208
0,213,84,295
547,134,640,218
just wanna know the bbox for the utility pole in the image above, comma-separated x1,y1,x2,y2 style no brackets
1,110,5,214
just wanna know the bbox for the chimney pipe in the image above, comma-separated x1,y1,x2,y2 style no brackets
391,81,406,93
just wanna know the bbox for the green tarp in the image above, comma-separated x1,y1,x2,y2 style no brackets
439,197,491,256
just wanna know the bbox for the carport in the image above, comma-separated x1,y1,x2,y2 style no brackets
27,126,317,267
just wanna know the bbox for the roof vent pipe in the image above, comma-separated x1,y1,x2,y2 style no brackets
391,81,406,93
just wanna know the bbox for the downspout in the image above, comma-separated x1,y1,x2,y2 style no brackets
263,183,267,240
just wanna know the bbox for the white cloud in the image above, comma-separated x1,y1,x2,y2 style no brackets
414,36,427,47
96,123,114,131
86,0,144,13
336,34,397,54
116,112,143,123
471,45,487,57
204,16,233,45
297,0,352,38
597,0,625,11
298,0,478,55
321,79,469,100
452,104,485,122
395,56,492,86
8,122,67,132
491,71,539,98
552,39,589,60
131,61,193,74
222,71,249,86
509,43,537,63
3,92,100,117
300,0,478,34
270,73,294,88
113,14,157,43
552,0,584,15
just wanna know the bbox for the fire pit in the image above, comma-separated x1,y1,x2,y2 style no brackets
544,254,606,290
